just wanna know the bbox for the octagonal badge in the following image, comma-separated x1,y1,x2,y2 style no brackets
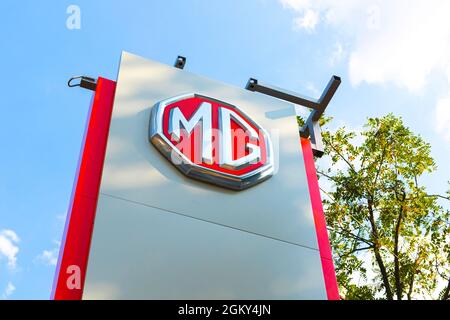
149,93,274,190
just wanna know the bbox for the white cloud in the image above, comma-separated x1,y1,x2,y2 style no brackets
280,0,311,11
280,0,450,140
35,241,60,266
293,9,319,32
1,282,15,299
435,67,450,142
281,0,450,90
435,95,450,141
36,249,58,266
328,41,344,66
0,229,20,268
1,230,19,243
305,82,319,96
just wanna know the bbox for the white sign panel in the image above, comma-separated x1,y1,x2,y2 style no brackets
82,52,328,299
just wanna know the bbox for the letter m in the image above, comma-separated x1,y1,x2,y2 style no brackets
168,102,213,163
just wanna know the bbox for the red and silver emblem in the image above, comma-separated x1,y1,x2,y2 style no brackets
149,93,274,190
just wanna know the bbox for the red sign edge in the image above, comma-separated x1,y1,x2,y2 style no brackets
301,137,340,300
51,78,116,300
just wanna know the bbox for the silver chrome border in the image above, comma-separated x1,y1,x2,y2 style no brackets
149,93,274,191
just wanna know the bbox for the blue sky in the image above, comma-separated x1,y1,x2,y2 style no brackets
0,0,449,299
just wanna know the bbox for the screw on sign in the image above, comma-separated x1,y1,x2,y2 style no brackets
149,93,274,190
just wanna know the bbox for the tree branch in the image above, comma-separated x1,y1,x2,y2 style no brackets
407,270,415,300
443,277,450,300
322,135,358,175
317,170,337,181
434,257,450,300
372,138,391,192
368,197,394,300
319,187,335,201
407,254,423,300
338,245,373,259
425,194,450,201
327,226,373,246
393,199,405,300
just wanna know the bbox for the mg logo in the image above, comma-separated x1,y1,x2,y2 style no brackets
149,93,274,190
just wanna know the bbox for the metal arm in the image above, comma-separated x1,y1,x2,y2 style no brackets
246,75,341,157
246,78,320,110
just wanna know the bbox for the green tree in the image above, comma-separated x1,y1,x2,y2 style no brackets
306,113,450,300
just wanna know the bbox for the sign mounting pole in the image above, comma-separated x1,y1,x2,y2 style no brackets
246,76,341,157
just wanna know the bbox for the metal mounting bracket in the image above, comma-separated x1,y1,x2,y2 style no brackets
68,76,97,91
246,75,341,157
174,55,186,69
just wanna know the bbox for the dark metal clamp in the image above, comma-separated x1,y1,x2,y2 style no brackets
68,76,97,91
